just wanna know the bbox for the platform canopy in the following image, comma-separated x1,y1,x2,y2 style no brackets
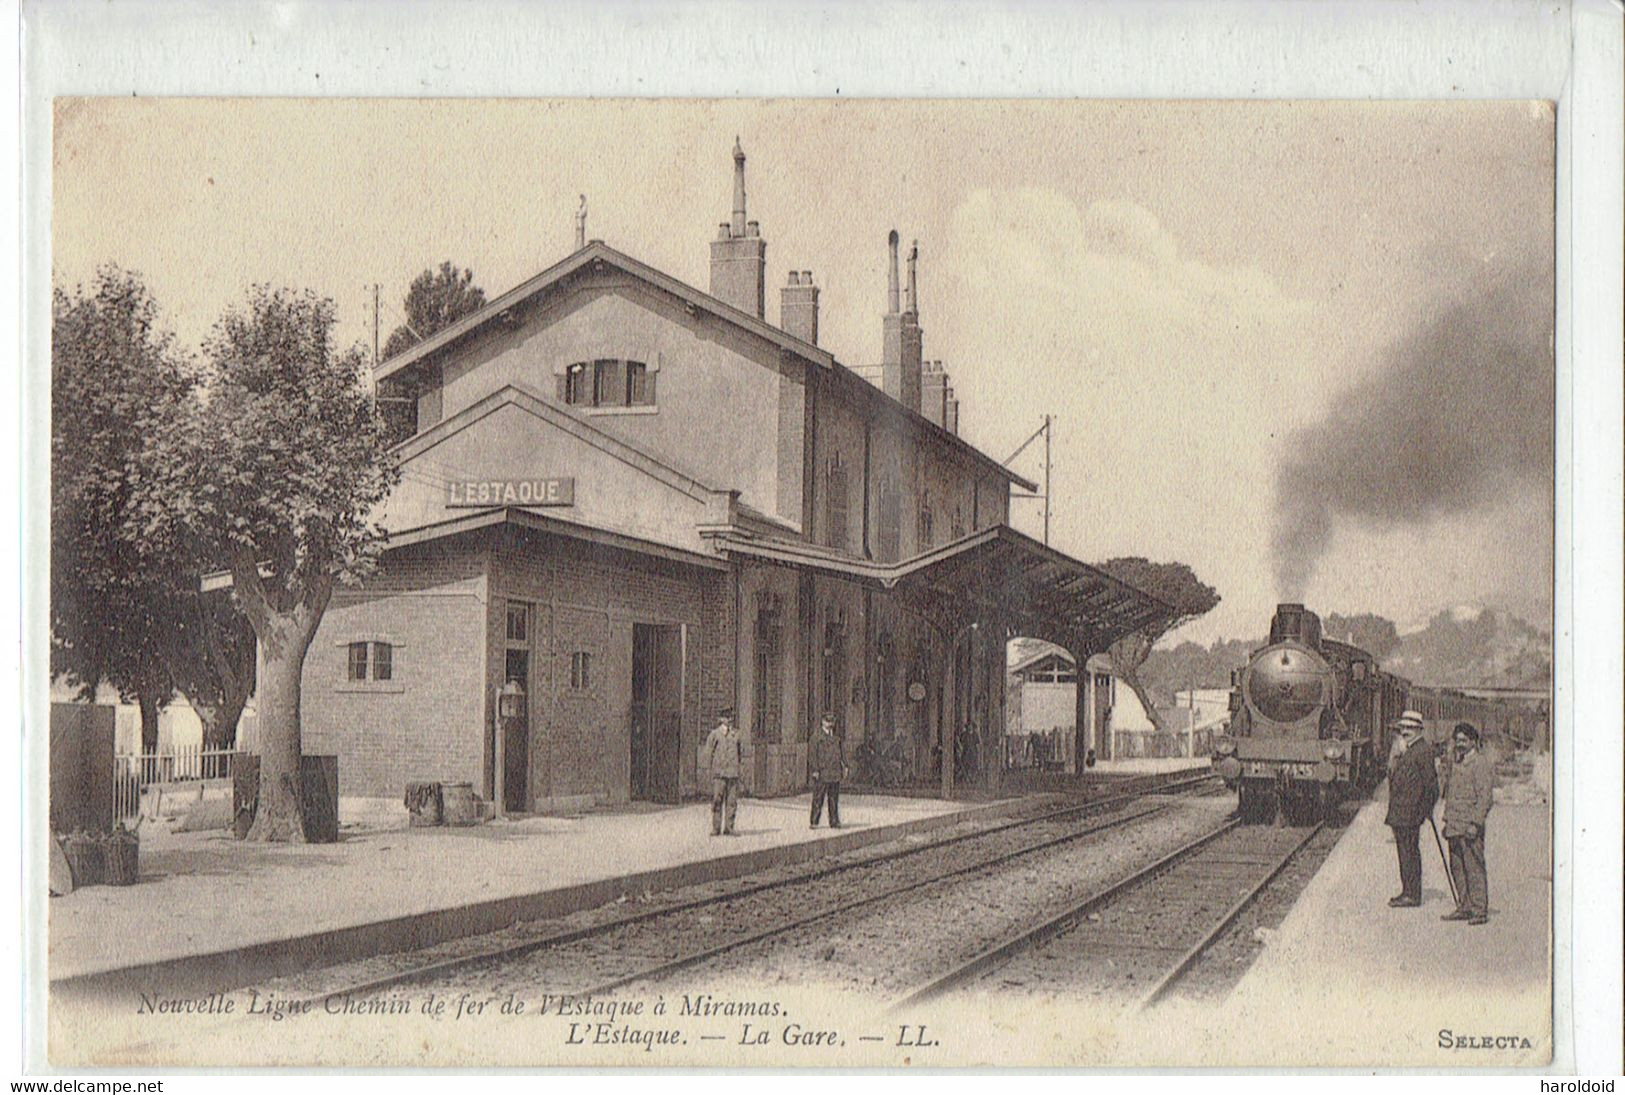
713,524,1177,653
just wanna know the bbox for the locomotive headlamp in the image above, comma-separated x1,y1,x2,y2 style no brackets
1322,741,1345,760
1215,737,1236,756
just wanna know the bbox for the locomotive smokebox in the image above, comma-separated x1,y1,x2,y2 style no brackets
1246,646,1329,724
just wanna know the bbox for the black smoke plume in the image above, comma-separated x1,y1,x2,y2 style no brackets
1271,273,1553,598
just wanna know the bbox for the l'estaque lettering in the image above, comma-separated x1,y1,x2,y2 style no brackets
445,477,575,508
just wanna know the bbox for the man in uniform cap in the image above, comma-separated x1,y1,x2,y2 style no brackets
1383,710,1438,907
1441,722,1494,924
700,707,744,836
809,712,848,829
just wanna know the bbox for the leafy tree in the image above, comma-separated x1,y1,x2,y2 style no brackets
382,261,487,360
163,591,257,757
1322,611,1401,663
1094,558,1221,735
50,268,194,750
378,262,487,441
140,287,399,841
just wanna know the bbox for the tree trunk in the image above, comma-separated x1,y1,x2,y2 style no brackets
1119,670,1167,736
138,692,161,755
243,602,324,843
1108,631,1167,737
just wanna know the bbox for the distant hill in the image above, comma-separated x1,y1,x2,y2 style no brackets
1133,605,1551,708
1385,606,1552,689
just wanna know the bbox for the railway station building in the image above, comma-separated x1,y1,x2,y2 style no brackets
298,142,1174,813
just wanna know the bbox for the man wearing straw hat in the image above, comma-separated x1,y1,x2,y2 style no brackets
1383,709,1438,908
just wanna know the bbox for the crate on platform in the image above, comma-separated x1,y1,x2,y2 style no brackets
404,782,444,826
104,825,140,886
61,831,105,888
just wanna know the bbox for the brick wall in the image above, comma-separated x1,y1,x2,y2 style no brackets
490,528,718,806
303,529,732,809
301,540,490,799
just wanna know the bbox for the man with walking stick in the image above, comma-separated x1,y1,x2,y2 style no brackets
1384,710,1438,908
1440,722,1495,925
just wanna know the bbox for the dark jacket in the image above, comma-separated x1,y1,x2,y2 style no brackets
810,730,846,781
1384,737,1440,828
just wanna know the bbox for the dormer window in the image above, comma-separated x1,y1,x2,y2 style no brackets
561,359,655,409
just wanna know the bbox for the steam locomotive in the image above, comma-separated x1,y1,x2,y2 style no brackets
1210,603,1532,824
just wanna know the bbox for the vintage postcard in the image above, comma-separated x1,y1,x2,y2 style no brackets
36,84,1575,1070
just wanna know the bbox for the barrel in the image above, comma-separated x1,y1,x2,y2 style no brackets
440,782,479,826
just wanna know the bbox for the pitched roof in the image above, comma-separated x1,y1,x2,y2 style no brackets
374,241,833,384
375,241,1035,492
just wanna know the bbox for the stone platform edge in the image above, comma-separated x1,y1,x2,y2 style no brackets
51,797,1024,1004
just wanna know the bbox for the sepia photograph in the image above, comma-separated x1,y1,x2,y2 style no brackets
38,93,1564,1069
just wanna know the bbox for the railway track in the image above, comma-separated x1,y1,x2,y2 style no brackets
893,817,1324,1011
257,771,1219,1006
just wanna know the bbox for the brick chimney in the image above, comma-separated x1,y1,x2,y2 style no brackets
709,138,767,318
881,232,923,413
921,360,948,428
945,386,960,435
780,270,819,345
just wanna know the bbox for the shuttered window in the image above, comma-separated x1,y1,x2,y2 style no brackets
753,596,784,742
878,480,901,561
564,362,591,405
561,359,655,408
825,454,848,550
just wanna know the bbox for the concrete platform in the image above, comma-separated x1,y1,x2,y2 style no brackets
50,791,1007,1001
1218,786,1552,1066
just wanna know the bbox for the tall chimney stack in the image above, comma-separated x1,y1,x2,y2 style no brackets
731,138,748,237
881,230,923,413
886,230,900,315
780,270,819,345
709,138,768,317
574,194,587,250
905,240,919,315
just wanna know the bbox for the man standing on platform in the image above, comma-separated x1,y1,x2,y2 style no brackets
1384,710,1438,908
809,712,848,829
1441,722,1495,925
701,707,744,837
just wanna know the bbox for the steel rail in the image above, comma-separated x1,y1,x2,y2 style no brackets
1136,820,1324,1010
891,817,1244,1011
286,771,1218,1006
553,786,1213,1001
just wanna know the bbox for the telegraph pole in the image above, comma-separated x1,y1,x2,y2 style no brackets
1043,413,1052,545
371,283,381,369
1004,415,1054,545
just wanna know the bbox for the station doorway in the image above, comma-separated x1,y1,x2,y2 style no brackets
630,623,682,803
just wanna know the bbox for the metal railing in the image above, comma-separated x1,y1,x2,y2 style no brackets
113,747,240,821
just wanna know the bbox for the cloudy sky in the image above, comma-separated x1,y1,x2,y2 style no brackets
52,98,1555,643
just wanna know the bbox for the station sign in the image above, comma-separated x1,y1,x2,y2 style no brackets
446,477,576,508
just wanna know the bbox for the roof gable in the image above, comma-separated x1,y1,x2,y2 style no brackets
382,384,737,552
379,241,1033,492
375,242,834,385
